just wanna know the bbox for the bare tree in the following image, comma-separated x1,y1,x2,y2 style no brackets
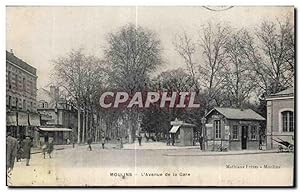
241,17,294,95
104,24,162,143
174,23,232,109
198,23,231,108
173,32,199,92
222,30,257,107
52,49,105,143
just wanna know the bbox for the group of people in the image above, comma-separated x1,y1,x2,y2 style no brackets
42,139,54,159
6,131,55,175
87,136,106,151
6,132,33,173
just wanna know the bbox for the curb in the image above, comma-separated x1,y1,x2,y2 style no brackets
163,150,290,157
121,147,199,150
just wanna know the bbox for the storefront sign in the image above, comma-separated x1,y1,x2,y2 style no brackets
7,112,17,126
29,113,41,126
18,112,28,126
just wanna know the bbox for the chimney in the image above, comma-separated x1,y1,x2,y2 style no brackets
10,49,14,55
50,85,59,100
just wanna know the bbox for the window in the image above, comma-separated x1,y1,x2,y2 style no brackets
8,96,11,108
23,77,26,91
11,97,16,108
250,126,256,140
282,111,294,132
16,74,18,90
8,71,11,89
232,125,238,140
23,99,26,111
215,120,221,139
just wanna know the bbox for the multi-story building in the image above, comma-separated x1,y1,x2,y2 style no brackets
37,86,76,144
6,50,40,143
266,87,294,150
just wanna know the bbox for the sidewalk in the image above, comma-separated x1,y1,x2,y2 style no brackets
123,141,201,150
122,141,283,156
164,149,282,156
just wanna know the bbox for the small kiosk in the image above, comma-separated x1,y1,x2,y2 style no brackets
169,118,195,146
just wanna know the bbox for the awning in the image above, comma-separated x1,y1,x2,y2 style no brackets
18,112,28,126
39,127,73,132
40,114,52,121
169,125,180,133
7,112,17,126
29,113,41,126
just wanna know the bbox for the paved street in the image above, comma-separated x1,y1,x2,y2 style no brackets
8,143,294,186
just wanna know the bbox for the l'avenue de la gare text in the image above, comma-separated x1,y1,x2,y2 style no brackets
110,172,191,177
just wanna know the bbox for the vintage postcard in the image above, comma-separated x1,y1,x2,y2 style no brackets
6,6,295,187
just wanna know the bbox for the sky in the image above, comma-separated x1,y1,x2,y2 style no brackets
6,6,294,88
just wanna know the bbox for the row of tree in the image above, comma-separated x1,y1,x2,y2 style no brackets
52,17,294,143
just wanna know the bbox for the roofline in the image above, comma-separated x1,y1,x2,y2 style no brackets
266,96,294,101
226,118,265,121
205,108,215,118
205,107,266,121
7,60,37,77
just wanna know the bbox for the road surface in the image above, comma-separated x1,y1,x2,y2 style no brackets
8,143,294,186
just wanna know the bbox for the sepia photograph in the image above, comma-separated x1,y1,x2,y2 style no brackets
5,5,295,187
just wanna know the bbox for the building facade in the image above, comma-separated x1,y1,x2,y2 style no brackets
6,50,39,144
169,119,195,146
266,88,294,150
204,107,265,151
37,86,77,145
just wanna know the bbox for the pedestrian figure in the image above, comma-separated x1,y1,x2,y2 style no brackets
47,139,54,158
166,135,171,146
22,136,33,166
101,137,105,149
199,135,203,150
42,141,48,159
137,134,142,146
171,134,175,146
119,137,123,149
87,137,92,151
16,137,23,162
72,135,76,148
259,130,263,150
6,132,18,172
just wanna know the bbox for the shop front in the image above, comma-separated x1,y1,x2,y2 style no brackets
39,127,73,145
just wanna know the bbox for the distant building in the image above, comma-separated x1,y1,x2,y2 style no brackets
169,119,195,146
37,86,75,145
204,107,265,151
266,88,294,150
6,50,40,144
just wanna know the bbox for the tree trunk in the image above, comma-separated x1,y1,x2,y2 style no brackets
82,109,86,143
126,113,133,143
77,102,81,144
86,111,89,138
128,126,133,143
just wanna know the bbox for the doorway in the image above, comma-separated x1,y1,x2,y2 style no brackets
241,125,248,149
